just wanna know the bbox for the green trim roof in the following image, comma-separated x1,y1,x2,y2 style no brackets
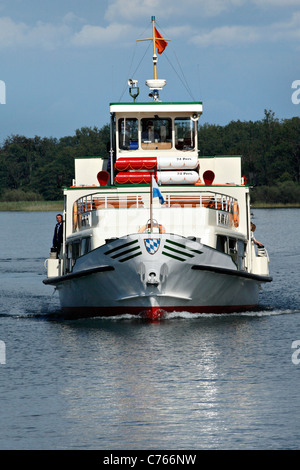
73,155,107,159
110,101,203,106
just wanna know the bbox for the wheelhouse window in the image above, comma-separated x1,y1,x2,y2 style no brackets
175,118,195,150
118,118,138,150
141,118,172,149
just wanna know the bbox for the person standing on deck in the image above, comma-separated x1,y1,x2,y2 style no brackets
52,214,63,255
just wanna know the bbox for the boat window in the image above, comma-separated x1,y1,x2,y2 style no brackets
66,239,90,272
175,118,195,150
66,244,72,272
67,243,72,260
238,240,246,271
228,238,238,266
72,241,80,259
66,241,80,272
217,236,246,270
67,241,80,259
141,118,172,149
216,235,227,253
118,118,138,150
81,237,91,255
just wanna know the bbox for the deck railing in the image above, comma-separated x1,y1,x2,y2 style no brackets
76,194,144,212
163,193,236,211
72,191,237,231
74,192,236,213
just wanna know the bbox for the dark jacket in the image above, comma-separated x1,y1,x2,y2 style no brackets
52,222,63,250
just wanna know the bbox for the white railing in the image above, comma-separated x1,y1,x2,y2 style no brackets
163,192,236,211
75,191,236,211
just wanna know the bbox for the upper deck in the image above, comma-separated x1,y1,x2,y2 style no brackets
110,101,203,160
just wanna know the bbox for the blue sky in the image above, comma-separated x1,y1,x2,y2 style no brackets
0,0,300,142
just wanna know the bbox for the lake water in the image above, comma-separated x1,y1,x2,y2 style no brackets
0,209,300,450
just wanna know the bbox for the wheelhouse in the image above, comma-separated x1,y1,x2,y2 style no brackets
110,102,203,160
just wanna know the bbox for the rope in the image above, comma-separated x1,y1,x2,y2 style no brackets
118,21,152,102
155,20,196,101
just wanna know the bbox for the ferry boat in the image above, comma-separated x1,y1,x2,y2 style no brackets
43,17,272,320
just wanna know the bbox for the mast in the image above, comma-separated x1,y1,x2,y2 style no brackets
152,16,158,80
149,16,157,231
138,17,167,231
137,16,171,80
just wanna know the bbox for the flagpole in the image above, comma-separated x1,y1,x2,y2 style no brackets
151,16,157,80
136,17,170,82
150,172,153,232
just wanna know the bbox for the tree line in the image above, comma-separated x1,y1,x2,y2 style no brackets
0,125,110,201
0,110,299,204
200,109,300,204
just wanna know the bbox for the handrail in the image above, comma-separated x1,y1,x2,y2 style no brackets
76,194,144,212
73,191,236,215
163,193,236,211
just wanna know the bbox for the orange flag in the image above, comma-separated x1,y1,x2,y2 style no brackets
155,27,168,55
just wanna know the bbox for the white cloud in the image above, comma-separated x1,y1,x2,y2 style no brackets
105,0,171,22
0,14,134,50
191,25,259,47
1,2,300,51
62,12,87,25
0,16,71,49
0,17,28,47
251,0,300,6
268,10,300,41
27,21,71,50
102,0,300,49
71,23,133,47
190,9,300,47
104,0,246,22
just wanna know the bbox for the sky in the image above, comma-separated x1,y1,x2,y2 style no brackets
0,0,300,142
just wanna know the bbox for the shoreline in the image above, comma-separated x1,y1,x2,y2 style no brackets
0,201,64,211
251,202,300,209
0,201,299,211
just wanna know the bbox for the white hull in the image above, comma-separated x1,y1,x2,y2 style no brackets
44,234,270,319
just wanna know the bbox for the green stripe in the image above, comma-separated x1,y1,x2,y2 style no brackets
188,249,203,254
164,244,194,258
166,239,187,249
104,239,138,255
119,252,142,262
111,246,140,259
162,251,185,262
166,239,202,255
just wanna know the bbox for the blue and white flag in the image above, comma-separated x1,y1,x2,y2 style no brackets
152,176,164,204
